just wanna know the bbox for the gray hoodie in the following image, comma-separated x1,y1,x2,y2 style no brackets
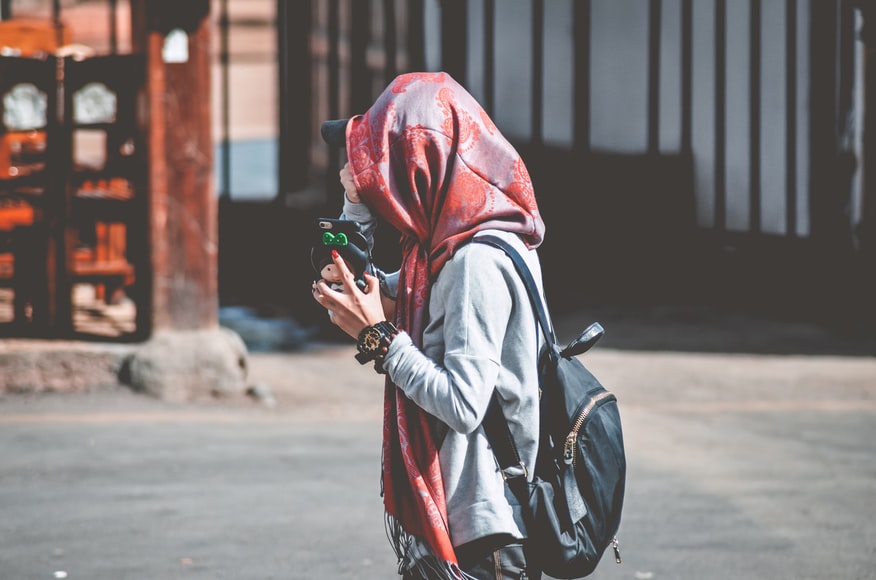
343,200,544,548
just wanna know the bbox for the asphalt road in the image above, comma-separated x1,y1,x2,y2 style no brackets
1,333,875,580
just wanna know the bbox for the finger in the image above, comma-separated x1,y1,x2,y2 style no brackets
313,278,330,296
330,250,356,286
312,280,336,307
363,272,381,294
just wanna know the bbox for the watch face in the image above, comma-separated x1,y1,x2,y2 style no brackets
357,322,396,363
362,328,382,352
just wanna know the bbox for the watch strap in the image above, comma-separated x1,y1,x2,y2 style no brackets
355,321,398,365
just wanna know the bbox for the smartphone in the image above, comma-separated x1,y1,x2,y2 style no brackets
313,217,373,289
316,217,365,238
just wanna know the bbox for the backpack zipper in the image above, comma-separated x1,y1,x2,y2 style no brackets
562,391,624,566
563,390,615,466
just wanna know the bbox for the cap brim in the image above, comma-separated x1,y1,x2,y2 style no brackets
320,118,350,146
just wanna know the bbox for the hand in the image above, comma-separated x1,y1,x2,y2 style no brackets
312,250,386,339
340,162,360,203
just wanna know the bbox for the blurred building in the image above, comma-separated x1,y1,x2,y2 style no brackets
219,0,876,336
1,0,873,343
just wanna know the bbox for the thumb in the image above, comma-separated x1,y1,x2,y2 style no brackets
363,272,381,294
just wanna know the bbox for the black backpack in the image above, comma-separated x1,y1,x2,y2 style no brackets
475,235,626,579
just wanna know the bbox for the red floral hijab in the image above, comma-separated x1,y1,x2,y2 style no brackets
346,72,545,576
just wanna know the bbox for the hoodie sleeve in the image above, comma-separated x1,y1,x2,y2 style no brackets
381,242,513,434
340,198,377,252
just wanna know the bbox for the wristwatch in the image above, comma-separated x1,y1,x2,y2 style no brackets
355,321,399,365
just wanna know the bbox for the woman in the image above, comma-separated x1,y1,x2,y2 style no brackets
312,71,546,580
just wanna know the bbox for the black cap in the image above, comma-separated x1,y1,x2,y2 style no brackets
320,119,349,146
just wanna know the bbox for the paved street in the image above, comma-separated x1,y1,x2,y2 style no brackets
1,312,875,580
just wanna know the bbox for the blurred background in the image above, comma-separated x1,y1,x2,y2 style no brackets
1,0,874,351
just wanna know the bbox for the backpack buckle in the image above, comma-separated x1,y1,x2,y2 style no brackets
502,462,528,480
560,322,605,357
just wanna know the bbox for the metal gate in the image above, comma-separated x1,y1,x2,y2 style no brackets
8,1,867,331
235,0,870,328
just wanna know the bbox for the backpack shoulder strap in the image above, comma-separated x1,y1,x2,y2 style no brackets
473,234,557,352
473,234,552,483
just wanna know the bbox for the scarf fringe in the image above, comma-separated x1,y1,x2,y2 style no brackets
385,513,477,580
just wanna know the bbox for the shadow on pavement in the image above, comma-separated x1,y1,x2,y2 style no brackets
552,303,876,358
219,301,876,359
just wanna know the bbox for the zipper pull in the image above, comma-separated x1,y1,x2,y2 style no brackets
612,537,621,564
563,434,576,464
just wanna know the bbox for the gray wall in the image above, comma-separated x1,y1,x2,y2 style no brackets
422,0,848,238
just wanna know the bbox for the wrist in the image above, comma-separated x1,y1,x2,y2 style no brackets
354,321,399,368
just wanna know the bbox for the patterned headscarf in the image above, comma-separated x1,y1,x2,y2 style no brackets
345,72,545,577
